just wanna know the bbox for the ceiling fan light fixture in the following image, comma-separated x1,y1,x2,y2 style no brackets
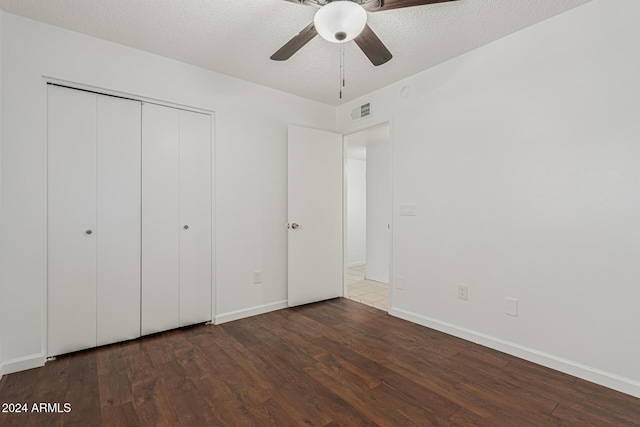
314,1,367,43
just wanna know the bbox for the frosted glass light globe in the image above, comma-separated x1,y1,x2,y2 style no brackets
314,1,367,43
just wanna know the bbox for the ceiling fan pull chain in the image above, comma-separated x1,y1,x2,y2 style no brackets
342,41,346,89
339,42,344,99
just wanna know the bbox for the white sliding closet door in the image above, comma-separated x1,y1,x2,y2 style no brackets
141,104,212,334
48,85,142,357
141,104,181,335
48,86,98,356
96,95,142,346
179,110,212,327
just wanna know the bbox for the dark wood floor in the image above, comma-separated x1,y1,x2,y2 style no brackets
1,298,639,426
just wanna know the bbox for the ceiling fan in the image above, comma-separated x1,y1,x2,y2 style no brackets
271,0,460,66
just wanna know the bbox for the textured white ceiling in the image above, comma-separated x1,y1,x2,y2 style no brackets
0,0,592,106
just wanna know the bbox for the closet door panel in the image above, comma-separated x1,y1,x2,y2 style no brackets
179,111,212,326
96,96,142,346
47,86,98,356
141,103,180,335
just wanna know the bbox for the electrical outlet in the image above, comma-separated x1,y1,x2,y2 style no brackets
458,284,468,301
506,297,518,316
395,276,405,291
253,270,262,284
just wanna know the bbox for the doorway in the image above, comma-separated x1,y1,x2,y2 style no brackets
344,124,391,311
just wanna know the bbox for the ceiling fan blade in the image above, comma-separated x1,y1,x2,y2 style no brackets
369,0,459,12
271,22,318,61
354,24,392,66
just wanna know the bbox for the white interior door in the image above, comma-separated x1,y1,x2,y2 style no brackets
288,125,343,307
48,85,98,356
96,95,142,346
141,103,181,335
179,110,212,326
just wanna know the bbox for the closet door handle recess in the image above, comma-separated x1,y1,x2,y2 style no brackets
86,229,93,235
183,225,189,230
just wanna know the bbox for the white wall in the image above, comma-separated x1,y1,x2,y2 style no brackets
337,0,640,398
365,140,390,283
347,158,366,266
0,13,334,373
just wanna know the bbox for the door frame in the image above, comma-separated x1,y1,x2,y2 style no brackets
342,121,394,310
41,78,217,359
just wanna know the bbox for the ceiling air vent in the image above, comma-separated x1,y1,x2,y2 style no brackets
351,102,371,121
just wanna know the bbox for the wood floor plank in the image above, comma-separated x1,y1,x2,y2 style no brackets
453,377,566,426
248,341,336,426
192,374,256,427
447,352,559,413
243,322,373,426
303,364,414,427
448,407,501,427
1,298,639,426
371,382,452,425
309,319,465,408
98,371,133,409
142,331,176,366
61,351,102,426
100,401,141,426
552,400,639,427
248,398,301,426
197,337,272,408
570,378,640,425
95,343,126,377
131,377,183,427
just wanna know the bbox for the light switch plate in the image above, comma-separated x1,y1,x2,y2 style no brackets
506,297,518,316
400,203,417,216
253,270,262,284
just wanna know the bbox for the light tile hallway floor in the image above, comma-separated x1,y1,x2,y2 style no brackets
347,265,389,311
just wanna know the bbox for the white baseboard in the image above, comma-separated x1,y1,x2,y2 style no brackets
365,274,388,284
0,353,46,376
389,306,640,399
214,300,288,325
347,262,366,268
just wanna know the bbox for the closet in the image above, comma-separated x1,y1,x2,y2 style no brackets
47,85,212,357
141,103,212,335
47,85,141,356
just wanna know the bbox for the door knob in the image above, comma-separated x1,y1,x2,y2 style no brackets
291,223,299,229
184,225,189,230
85,229,93,235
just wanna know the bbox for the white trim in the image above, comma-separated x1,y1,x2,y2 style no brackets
41,78,50,364
210,111,217,326
342,135,348,298
364,274,388,284
387,116,395,313
389,306,640,399
214,300,287,325
0,353,45,376
342,120,393,308
43,76,213,116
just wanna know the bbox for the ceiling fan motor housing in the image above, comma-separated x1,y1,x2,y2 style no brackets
314,0,368,43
